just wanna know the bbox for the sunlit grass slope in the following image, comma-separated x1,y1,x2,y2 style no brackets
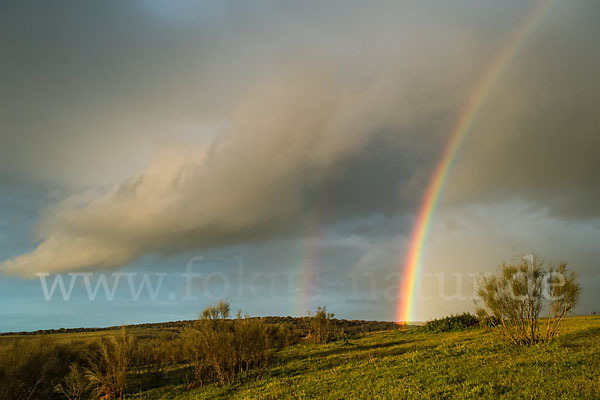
134,316,600,400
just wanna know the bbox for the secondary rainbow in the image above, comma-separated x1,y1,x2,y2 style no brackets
396,0,552,323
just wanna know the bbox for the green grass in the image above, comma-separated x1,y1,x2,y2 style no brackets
0,327,174,345
131,316,600,400
3,317,598,399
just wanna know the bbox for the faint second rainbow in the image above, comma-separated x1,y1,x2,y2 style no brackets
396,0,552,323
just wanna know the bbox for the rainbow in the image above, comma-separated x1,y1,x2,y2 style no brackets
296,236,319,316
396,0,552,323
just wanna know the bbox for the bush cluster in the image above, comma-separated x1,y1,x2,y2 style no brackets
423,313,480,333
0,302,301,400
0,338,90,400
0,302,402,399
182,301,300,387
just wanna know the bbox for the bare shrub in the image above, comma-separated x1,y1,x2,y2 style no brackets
86,328,133,399
182,327,211,388
55,363,88,400
184,301,237,386
183,300,293,388
476,256,581,345
544,262,581,341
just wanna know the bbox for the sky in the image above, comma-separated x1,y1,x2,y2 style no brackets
1,0,599,332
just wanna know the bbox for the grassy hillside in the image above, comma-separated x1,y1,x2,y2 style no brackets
2,316,598,399
133,316,600,400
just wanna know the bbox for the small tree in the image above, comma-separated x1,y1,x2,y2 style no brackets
308,306,336,343
476,256,580,345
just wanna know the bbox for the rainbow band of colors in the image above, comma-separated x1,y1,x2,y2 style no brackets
396,0,552,323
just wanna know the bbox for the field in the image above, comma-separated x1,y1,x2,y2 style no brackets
2,316,599,399
132,316,600,399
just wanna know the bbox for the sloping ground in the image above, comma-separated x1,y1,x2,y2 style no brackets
134,316,600,399
0,316,396,338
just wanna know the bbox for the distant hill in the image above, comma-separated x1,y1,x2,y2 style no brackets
0,316,399,337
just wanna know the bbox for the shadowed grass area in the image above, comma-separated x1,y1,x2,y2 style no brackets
132,316,600,400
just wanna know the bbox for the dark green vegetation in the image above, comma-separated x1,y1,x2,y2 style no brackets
423,312,480,333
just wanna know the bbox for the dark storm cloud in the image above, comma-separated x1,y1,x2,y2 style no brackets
445,0,600,218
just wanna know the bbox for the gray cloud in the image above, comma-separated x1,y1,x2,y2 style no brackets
0,63,450,276
445,0,600,218
1,0,599,279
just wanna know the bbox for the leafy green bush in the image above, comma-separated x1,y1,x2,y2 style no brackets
424,312,480,333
